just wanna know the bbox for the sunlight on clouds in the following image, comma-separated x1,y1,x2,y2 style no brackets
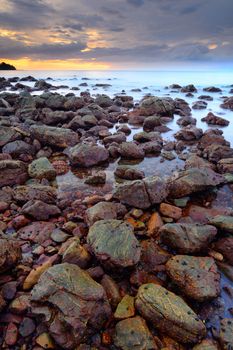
0,28,32,44
0,57,111,70
208,43,218,50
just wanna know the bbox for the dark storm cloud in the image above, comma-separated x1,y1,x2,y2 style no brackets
0,0,233,64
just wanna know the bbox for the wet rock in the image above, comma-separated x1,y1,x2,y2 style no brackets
0,126,21,147
221,96,233,111
30,125,79,148
185,155,215,170
198,129,230,150
119,142,145,159
0,160,28,187
203,144,233,163
114,316,157,350
203,86,222,93
192,339,219,350
87,219,141,268
22,200,61,220
177,115,196,126
166,255,220,301
114,176,168,209
159,203,182,220
133,131,162,144
135,283,206,344
168,167,224,198
218,158,233,173
84,171,106,185
219,318,233,349
174,97,192,116
35,79,53,90
209,215,233,233
141,140,162,155
143,115,162,131
13,184,56,204
103,132,127,145
86,201,126,226
114,295,135,319
214,237,233,264
139,96,174,116
175,126,203,141
181,85,197,93
160,223,217,253
0,238,21,273
69,143,109,167
198,95,213,101
114,166,145,180
201,112,229,126
2,140,35,158
192,101,208,110
95,94,113,107
31,263,111,349
28,157,56,180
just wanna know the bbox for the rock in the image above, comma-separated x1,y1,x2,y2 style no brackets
203,144,233,163
143,115,162,131
114,166,145,180
28,157,56,180
209,215,233,233
159,203,182,220
69,143,109,167
86,202,126,226
133,131,162,144
203,86,222,92
19,317,36,337
22,200,61,220
201,112,229,126
175,126,203,141
2,140,35,157
0,160,28,187
103,132,127,145
166,255,220,301
0,126,20,147
31,263,111,349
51,229,69,243
18,221,55,244
114,176,168,209
13,185,56,204
114,316,157,350
30,125,79,148
177,115,196,126
95,94,113,107
159,223,217,253
139,96,174,116
140,240,171,272
9,295,30,314
214,237,233,264
61,238,91,268
23,255,57,290
84,171,106,185
181,85,197,93
221,96,233,111
147,212,163,236
119,142,145,159
168,167,224,198
35,79,53,90
141,141,162,155
218,158,233,173
5,322,18,346
0,239,21,273
101,274,121,308
219,318,233,349
36,332,55,349
135,283,206,344
192,339,219,350
192,101,208,110
114,295,135,319
87,219,141,268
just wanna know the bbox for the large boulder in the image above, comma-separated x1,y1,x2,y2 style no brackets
31,263,111,349
135,283,206,344
203,144,233,163
69,143,109,167
114,176,168,209
0,160,28,188
0,239,21,273
166,255,220,301
114,316,157,350
30,125,79,148
139,97,174,116
159,223,217,253
201,112,229,126
168,167,224,198
87,219,141,268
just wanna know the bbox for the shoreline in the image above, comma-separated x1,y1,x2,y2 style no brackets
0,75,233,349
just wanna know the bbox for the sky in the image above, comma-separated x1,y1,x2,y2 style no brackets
0,0,233,70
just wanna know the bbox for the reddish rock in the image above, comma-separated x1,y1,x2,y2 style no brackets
159,203,182,220
5,322,18,346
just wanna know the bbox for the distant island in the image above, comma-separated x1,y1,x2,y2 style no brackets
0,62,16,70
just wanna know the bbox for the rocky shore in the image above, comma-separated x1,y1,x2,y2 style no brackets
0,76,233,349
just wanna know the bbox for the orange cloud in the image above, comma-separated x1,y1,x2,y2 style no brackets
0,57,111,70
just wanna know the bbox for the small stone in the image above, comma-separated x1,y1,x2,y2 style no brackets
159,203,182,220
5,322,18,346
51,229,69,243
147,212,163,236
36,333,55,349
114,295,135,319
19,317,36,337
